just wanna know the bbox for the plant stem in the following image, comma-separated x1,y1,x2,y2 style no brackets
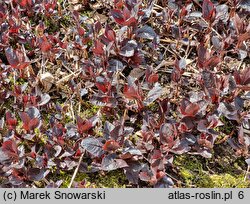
68,153,84,188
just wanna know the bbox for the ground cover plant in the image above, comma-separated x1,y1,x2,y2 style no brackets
0,0,249,188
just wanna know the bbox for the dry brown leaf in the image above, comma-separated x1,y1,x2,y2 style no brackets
38,72,55,92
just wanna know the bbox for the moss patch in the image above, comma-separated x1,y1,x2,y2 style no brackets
174,153,250,188
85,170,127,188
209,174,248,188
57,169,127,188
217,116,235,135
79,102,100,119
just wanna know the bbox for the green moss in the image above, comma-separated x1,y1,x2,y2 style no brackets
179,169,193,180
90,170,127,188
0,177,8,187
58,171,73,188
129,134,140,144
147,102,158,111
79,102,100,119
214,116,237,145
38,134,48,145
58,169,127,188
43,170,72,188
174,154,250,188
217,116,235,135
60,15,71,27
195,173,249,188
80,10,92,18
24,43,33,51
174,155,204,187
209,174,248,188
63,114,72,124
44,17,60,34
16,78,27,85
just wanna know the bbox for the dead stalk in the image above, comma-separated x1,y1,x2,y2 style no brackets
70,100,75,123
244,165,249,182
68,153,84,188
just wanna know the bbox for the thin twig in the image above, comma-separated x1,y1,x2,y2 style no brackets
70,98,76,122
155,60,174,70
244,165,249,182
237,59,244,70
153,3,164,10
78,101,81,115
62,61,74,75
121,109,128,126
55,71,81,87
200,17,223,39
68,153,84,188
43,178,50,185
31,184,37,188
159,67,195,77
160,38,176,44
193,0,202,8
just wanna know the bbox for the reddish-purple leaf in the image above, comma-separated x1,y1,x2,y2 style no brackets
6,111,17,130
197,43,207,68
1,140,19,162
123,6,130,19
204,56,221,69
2,140,18,155
123,162,142,184
103,140,120,151
180,99,200,117
119,40,137,57
234,13,244,34
95,77,109,93
121,147,142,159
123,84,140,100
154,176,174,188
27,168,46,181
139,171,152,182
93,40,104,55
110,9,125,25
144,83,163,105
101,153,128,171
159,123,176,145
39,36,52,52
234,68,250,85
5,47,19,68
29,118,40,130
114,0,123,8
19,112,31,131
171,138,191,154
18,0,28,7
94,21,102,34
123,17,137,26
217,102,239,121
105,25,116,42
202,0,215,21
90,94,118,107
147,73,159,83
77,26,85,36
76,116,92,134
197,133,213,148
108,59,125,72
136,25,157,40
185,103,200,116
81,137,105,157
